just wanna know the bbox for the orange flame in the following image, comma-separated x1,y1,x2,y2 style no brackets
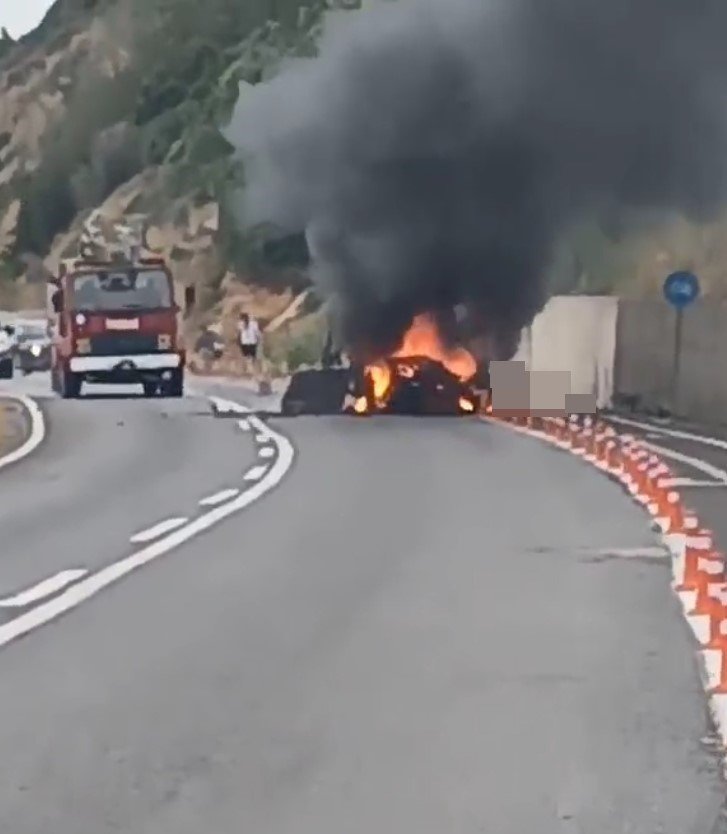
363,313,477,409
459,397,475,412
390,314,476,380
368,362,392,401
354,396,368,414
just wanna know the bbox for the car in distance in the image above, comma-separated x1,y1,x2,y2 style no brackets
12,319,52,374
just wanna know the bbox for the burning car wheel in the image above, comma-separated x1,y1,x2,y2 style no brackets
0,356,13,380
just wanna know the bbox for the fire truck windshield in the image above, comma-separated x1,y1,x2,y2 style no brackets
71,269,173,311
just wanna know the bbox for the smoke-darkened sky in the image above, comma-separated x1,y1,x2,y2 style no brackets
229,0,727,360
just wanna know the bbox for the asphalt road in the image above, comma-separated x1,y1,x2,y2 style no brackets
0,373,722,833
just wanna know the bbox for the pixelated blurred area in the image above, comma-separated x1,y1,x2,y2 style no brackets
489,360,597,418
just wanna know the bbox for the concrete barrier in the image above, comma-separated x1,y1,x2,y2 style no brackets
513,295,618,409
614,298,727,423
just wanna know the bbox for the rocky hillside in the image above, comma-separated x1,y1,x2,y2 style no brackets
1,0,727,365
0,0,336,370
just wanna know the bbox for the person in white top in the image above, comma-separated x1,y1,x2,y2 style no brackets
237,312,262,375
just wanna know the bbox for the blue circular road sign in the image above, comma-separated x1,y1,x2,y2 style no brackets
663,271,700,309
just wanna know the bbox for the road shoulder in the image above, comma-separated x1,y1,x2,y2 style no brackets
0,395,44,470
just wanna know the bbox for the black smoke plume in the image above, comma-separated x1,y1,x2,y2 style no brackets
229,0,727,361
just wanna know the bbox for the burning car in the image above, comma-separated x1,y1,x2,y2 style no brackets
281,313,481,416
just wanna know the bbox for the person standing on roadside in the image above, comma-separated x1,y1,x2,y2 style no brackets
237,311,262,376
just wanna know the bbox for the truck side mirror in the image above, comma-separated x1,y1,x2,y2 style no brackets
184,285,196,315
51,289,64,314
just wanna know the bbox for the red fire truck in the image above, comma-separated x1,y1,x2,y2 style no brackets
48,252,193,399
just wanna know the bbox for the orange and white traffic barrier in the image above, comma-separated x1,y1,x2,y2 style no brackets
698,584,727,651
660,490,686,534
634,454,662,506
628,449,652,496
707,645,727,695
567,416,584,451
621,443,647,492
584,421,604,463
685,561,726,617
616,436,637,482
592,429,608,468
631,459,652,503
646,463,671,516
590,424,611,467
603,438,622,475
703,584,727,694
654,471,681,524
674,529,718,591
579,416,596,457
555,417,571,448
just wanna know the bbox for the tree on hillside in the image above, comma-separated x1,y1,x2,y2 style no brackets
0,27,15,62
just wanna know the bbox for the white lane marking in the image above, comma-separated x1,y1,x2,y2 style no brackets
209,396,249,416
238,419,250,431
589,546,670,559
255,433,268,443
259,446,275,459
0,402,294,650
663,478,727,488
639,440,727,483
130,517,189,544
0,570,88,608
199,488,240,507
244,464,268,482
609,414,727,451
0,394,45,471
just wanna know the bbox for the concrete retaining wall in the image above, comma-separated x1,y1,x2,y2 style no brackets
519,294,727,424
514,295,618,409
614,298,727,422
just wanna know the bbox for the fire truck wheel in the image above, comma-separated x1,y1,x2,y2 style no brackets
59,369,82,399
162,370,183,398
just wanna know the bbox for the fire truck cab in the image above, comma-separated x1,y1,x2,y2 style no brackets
48,251,191,399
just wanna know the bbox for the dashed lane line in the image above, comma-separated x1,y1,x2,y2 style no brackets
244,464,268,482
0,570,88,608
130,517,189,544
0,401,294,651
199,488,240,507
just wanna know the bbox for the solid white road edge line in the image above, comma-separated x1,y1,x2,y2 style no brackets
663,478,727,488
609,414,727,451
130,517,189,544
639,439,727,483
0,394,45,472
199,488,240,507
0,402,294,650
0,570,88,608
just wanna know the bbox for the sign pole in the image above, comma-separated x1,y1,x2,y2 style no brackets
670,305,683,414
662,270,699,417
